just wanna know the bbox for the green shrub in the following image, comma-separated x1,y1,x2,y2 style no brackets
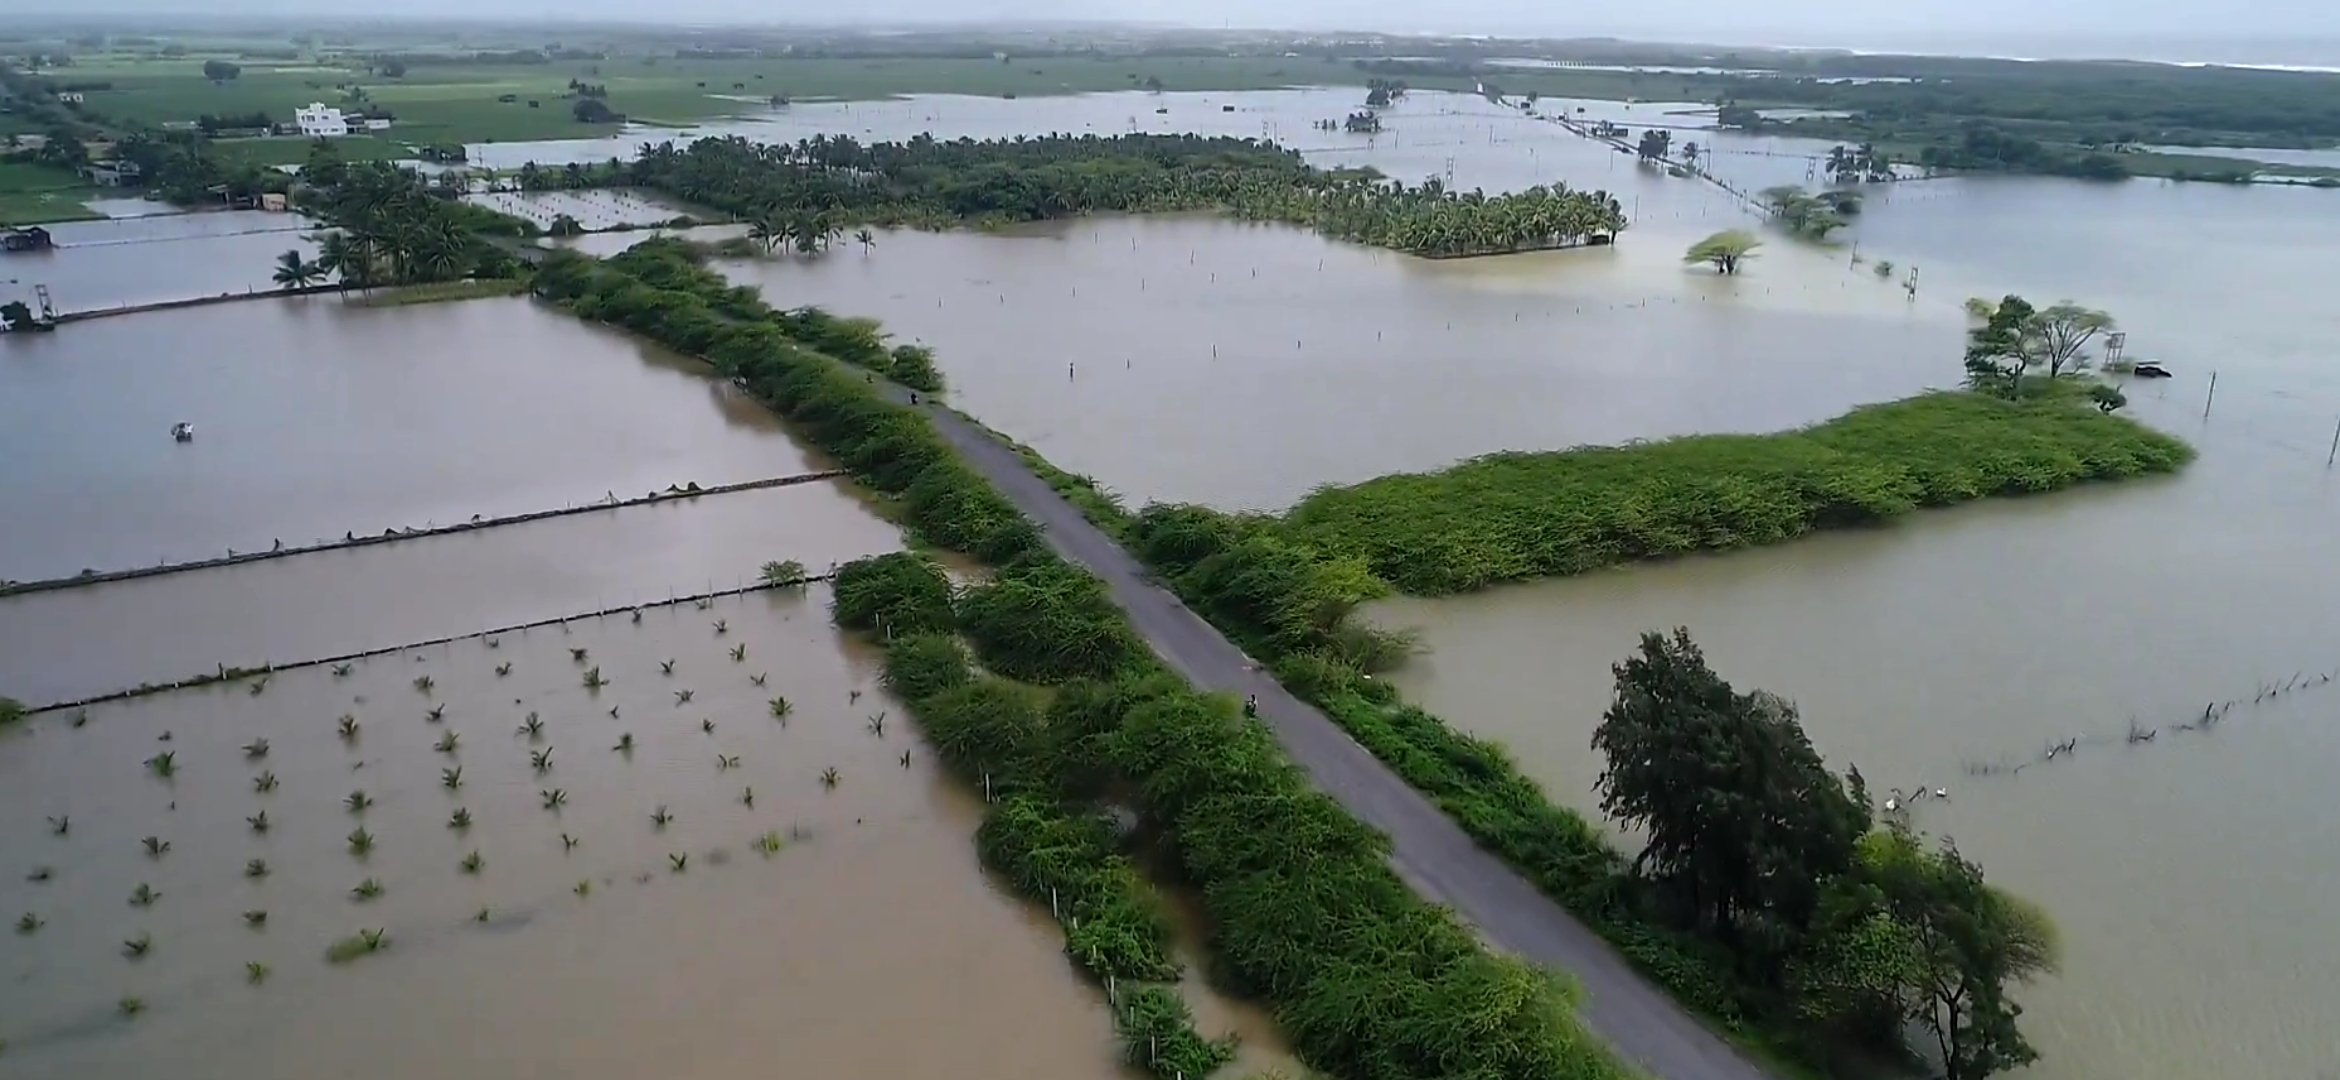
830,553,955,637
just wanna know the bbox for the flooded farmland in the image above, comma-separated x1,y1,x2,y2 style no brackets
0,591,1129,1080
8,83,2337,1080
653,90,2340,1080
1,244,1291,1076
0,297,837,583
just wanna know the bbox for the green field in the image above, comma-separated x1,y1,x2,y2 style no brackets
0,161,100,225
54,54,1386,146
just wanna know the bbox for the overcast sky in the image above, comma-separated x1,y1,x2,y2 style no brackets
58,0,2340,63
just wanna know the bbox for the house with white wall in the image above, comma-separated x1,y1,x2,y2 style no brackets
295,102,349,138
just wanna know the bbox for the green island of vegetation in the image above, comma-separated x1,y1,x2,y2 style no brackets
536,133,1626,258
516,234,2144,1080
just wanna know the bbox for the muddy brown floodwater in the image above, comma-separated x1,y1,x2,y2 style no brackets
0,588,1134,1080
672,90,2340,1080
0,297,834,583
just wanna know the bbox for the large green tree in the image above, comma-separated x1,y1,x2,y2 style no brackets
1795,827,2059,1080
1963,295,2117,394
1591,629,1871,955
1684,229,1761,274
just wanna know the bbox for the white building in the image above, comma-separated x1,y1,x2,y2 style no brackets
294,102,349,138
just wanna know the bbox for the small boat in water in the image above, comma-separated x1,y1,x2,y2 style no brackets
171,422,194,442
2131,361,2172,379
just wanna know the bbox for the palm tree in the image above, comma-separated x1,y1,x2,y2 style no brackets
272,249,322,290
854,227,875,254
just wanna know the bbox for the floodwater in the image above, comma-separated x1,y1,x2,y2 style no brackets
463,189,698,232
0,588,1132,1080
0,480,902,707
0,209,316,314
635,90,2340,1080
0,297,838,583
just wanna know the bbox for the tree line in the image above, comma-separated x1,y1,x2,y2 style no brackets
512,131,1626,258
268,145,531,292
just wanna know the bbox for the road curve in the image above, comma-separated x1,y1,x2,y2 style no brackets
909,398,1773,1080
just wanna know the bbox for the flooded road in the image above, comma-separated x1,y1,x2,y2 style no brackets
0,589,1132,1080
0,297,834,583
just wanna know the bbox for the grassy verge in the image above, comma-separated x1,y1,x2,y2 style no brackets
534,237,1635,1080
0,161,104,225
350,277,530,307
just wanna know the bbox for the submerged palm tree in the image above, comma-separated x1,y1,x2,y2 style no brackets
412,675,435,694
145,751,176,778
650,805,673,829
442,766,463,790
245,858,270,878
612,733,635,753
243,738,269,759
768,696,792,720
517,713,545,738
717,754,740,770
17,912,43,933
248,810,271,833
46,814,67,836
345,790,373,814
581,667,606,690
243,910,267,927
674,689,694,705
449,807,473,829
141,835,171,857
866,712,886,737
425,704,446,723
332,663,354,678
668,852,688,872
123,932,153,956
435,731,460,754
819,767,840,790
659,659,676,675
128,884,159,908
569,648,590,664
347,827,375,856
495,661,513,677
530,747,554,773
540,789,568,810
337,715,361,741
247,961,271,984
119,995,146,1016
729,643,747,663
460,850,484,874
750,672,767,687
254,771,279,792
351,878,384,902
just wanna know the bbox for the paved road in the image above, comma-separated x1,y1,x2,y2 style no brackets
910,398,1773,1080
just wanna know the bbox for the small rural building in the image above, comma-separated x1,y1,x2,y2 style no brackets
1,226,55,252
259,192,288,211
57,91,83,104
295,103,350,138
82,159,142,187
361,117,393,132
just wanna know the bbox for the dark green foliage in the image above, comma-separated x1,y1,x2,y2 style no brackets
1117,985,1241,1080
954,559,1143,682
830,553,955,637
1269,391,2194,595
979,795,1182,983
1594,630,1871,967
0,697,24,726
877,633,974,703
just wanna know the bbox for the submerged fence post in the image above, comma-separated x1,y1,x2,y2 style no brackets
2328,417,2339,468
2203,370,2219,419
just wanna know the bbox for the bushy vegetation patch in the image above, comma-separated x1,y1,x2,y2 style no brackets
1274,391,2194,595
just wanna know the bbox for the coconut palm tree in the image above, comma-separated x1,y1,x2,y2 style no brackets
272,249,323,289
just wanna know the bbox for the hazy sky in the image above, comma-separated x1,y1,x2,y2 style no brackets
58,0,2340,62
